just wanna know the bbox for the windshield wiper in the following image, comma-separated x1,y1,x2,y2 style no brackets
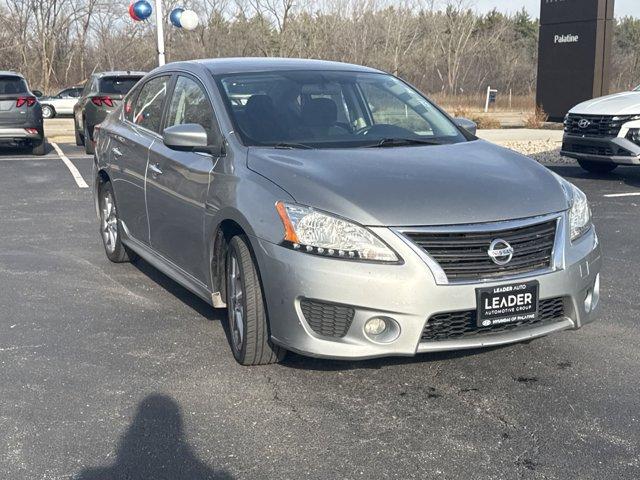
366,137,442,148
272,142,314,150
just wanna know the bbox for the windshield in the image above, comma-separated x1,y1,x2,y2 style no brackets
217,71,466,148
99,76,142,95
0,76,28,95
635,85,640,92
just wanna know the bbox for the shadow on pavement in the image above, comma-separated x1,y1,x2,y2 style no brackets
131,257,221,322
74,394,233,480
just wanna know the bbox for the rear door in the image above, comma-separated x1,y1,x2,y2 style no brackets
146,73,219,283
108,75,171,244
0,75,33,127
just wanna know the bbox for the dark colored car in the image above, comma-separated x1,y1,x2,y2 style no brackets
74,71,145,154
0,71,44,155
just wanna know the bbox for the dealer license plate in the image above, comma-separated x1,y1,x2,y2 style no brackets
476,281,539,327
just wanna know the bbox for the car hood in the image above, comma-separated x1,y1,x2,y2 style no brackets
570,91,640,116
247,140,569,227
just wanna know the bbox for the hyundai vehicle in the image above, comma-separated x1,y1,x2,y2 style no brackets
74,71,145,154
39,86,83,119
562,84,640,173
93,58,601,365
0,71,44,155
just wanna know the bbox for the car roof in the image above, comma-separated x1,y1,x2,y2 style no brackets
161,58,383,75
0,71,24,78
94,71,147,78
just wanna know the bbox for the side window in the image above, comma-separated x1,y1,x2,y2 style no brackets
123,87,138,123
165,75,215,140
132,76,170,133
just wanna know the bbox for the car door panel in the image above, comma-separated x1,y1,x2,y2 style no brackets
145,74,220,284
107,124,154,243
146,145,214,283
107,75,171,245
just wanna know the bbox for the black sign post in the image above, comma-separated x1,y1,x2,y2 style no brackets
536,0,615,121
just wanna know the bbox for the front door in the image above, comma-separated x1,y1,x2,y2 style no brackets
146,74,219,283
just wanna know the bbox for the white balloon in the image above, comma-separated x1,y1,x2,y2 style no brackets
180,10,199,30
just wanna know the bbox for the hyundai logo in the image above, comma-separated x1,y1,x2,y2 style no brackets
488,239,514,266
578,118,591,129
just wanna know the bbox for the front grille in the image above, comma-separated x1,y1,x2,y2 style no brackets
564,114,632,137
562,141,633,157
300,298,355,338
421,297,566,342
404,219,557,282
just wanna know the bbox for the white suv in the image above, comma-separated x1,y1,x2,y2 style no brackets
561,85,640,173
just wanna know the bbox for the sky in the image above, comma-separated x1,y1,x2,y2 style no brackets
471,0,636,18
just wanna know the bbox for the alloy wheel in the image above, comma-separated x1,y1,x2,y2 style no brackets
101,190,118,254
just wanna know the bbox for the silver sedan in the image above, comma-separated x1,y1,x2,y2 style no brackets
93,58,601,365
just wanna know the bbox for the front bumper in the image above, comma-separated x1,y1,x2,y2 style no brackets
561,134,640,165
253,213,601,360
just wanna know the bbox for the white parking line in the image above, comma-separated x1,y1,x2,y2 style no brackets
603,192,640,198
51,142,89,189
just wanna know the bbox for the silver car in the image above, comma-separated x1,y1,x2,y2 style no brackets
93,58,601,365
39,86,83,119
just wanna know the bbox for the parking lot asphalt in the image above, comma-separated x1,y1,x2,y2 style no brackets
1,143,639,480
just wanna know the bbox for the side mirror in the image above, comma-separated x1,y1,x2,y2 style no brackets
32,90,44,98
453,117,477,136
163,123,224,155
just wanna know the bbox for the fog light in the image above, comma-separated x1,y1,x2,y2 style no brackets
364,317,387,336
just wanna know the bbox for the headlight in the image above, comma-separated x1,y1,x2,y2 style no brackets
564,182,592,241
275,202,399,262
626,128,640,145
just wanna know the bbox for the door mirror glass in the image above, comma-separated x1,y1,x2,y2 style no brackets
32,90,43,98
453,117,477,136
163,123,209,151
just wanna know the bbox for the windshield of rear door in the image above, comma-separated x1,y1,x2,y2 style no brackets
216,70,467,148
99,76,143,95
0,76,28,94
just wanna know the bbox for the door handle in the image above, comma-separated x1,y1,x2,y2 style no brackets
112,147,123,157
148,163,163,176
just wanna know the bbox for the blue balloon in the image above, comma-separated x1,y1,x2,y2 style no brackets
170,7,185,27
132,0,153,21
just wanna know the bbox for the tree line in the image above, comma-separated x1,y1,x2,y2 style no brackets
0,0,638,98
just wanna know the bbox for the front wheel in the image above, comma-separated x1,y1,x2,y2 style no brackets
578,159,618,174
98,181,137,263
225,235,285,366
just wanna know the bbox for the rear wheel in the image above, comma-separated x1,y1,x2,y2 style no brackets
578,159,618,174
225,235,285,366
98,181,137,263
84,125,94,155
41,105,55,119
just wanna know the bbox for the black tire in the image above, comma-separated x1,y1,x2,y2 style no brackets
42,105,55,119
98,181,137,263
84,125,94,155
31,135,45,156
75,121,84,146
225,235,285,366
578,159,618,174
